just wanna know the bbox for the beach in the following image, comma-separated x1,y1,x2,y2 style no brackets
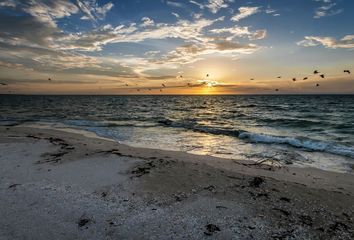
1,125,353,239
1,0,354,238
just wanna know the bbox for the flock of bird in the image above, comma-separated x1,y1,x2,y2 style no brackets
130,69,351,93
0,69,351,93
250,69,351,92
127,75,185,92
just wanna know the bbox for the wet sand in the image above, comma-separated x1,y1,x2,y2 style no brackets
0,125,353,239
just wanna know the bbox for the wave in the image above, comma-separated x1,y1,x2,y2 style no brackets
157,118,354,159
256,117,326,128
6,116,353,159
157,118,239,136
239,132,354,159
0,119,36,126
64,119,158,128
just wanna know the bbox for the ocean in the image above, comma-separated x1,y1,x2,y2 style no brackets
1,94,354,173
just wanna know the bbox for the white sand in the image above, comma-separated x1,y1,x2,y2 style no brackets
0,126,353,239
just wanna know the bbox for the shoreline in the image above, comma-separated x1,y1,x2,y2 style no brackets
1,125,354,239
7,124,354,192
6,121,354,174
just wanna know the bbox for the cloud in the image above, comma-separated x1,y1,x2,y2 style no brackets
0,60,33,71
171,12,179,18
96,2,114,17
144,50,160,57
206,0,231,14
189,0,233,14
152,41,259,65
145,75,176,80
0,41,100,70
77,0,114,22
26,0,79,27
140,17,155,27
193,13,203,19
297,35,354,49
56,17,224,51
0,11,62,47
101,37,260,76
0,41,138,79
0,0,114,25
0,77,99,85
0,0,111,48
189,0,204,9
0,0,79,27
0,0,16,8
165,1,183,8
251,30,267,40
231,6,260,22
210,26,267,40
313,0,342,18
0,1,264,81
265,6,280,17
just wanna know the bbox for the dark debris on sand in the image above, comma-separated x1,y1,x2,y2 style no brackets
98,148,122,156
273,208,291,216
77,215,94,229
279,197,291,202
249,177,265,188
33,136,75,163
131,161,155,177
204,224,220,236
130,158,174,178
299,215,313,226
8,183,21,189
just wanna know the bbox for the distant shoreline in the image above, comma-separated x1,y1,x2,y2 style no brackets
1,93,354,96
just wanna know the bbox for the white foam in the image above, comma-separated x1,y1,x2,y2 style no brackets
239,132,354,158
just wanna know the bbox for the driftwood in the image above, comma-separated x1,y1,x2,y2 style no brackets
234,152,288,171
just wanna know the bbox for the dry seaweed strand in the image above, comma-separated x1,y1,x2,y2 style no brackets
234,152,288,171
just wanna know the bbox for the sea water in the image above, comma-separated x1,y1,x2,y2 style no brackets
1,94,353,173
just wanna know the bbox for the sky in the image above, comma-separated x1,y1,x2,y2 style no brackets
0,0,353,95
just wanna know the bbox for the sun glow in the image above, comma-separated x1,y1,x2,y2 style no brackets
197,79,220,87
194,79,221,94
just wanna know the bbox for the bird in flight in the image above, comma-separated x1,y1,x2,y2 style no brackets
314,70,319,74
292,78,296,82
162,83,166,87
250,78,254,81
316,84,320,87
320,74,325,78
275,89,279,91
344,70,351,74
0,83,7,86
206,74,209,77
303,77,308,80
48,78,52,81
277,76,281,79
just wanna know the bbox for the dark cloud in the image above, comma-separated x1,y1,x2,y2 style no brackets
145,75,176,80
213,41,257,51
0,0,264,87
0,12,60,46
0,42,137,78
0,77,99,85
